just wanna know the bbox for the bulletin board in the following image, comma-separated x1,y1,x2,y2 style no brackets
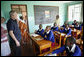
34,5,59,25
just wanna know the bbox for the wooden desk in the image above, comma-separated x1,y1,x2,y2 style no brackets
71,29,81,39
53,31,71,46
29,34,52,56
76,39,83,56
53,31,61,46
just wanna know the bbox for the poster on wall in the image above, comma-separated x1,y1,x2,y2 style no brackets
45,10,50,18
34,5,59,25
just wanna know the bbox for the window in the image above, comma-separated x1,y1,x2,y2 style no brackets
68,4,82,22
11,5,27,21
11,4,29,33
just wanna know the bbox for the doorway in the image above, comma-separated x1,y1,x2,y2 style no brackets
11,4,30,44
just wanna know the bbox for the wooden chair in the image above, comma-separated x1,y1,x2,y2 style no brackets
71,29,81,39
81,26,83,38
52,31,61,51
76,26,83,56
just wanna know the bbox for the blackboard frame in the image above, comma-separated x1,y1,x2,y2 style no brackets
34,5,59,25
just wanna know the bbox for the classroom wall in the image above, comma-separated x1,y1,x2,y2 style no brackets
1,1,83,33
1,10,4,17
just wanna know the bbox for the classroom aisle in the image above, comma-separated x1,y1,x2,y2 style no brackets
21,40,34,56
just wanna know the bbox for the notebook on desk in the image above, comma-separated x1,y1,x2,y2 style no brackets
57,32,61,34
30,33,39,37
44,53,57,56
34,38,44,41
61,33,66,36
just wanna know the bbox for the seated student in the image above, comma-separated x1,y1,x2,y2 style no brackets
35,24,44,37
62,22,67,28
51,22,58,31
74,22,82,30
45,37,81,56
60,25,71,37
42,26,55,53
72,20,77,26
79,22,83,27
51,36,81,56
81,23,83,26
43,26,55,47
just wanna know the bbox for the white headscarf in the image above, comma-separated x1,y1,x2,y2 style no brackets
1,24,7,30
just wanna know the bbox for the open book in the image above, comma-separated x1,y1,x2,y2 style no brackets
44,53,57,56
61,33,66,36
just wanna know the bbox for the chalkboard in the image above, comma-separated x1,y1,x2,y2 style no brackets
34,5,59,25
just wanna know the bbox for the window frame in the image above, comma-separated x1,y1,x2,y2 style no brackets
68,3,82,22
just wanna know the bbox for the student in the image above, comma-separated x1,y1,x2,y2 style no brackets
1,17,11,56
81,23,83,26
79,22,83,27
35,24,44,37
7,11,22,56
43,26,55,47
51,37,81,56
62,22,68,29
60,25,71,37
42,26,55,53
51,22,59,31
72,20,77,26
74,22,82,30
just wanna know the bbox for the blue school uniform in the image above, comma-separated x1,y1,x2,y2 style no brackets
72,23,76,26
52,45,81,56
74,25,82,30
81,23,83,26
62,25,66,28
36,29,44,37
43,30,55,43
51,26,58,31
59,28,71,36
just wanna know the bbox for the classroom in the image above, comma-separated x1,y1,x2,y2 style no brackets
1,1,83,56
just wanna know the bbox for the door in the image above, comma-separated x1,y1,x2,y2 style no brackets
11,4,30,44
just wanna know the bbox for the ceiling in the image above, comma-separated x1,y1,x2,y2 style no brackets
47,1,74,3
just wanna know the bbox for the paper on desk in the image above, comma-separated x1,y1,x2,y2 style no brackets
72,25,74,27
61,33,65,36
58,32,60,34
69,25,74,27
71,29,73,31
30,34,39,37
74,29,76,32
44,53,57,56
34,38,44,41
